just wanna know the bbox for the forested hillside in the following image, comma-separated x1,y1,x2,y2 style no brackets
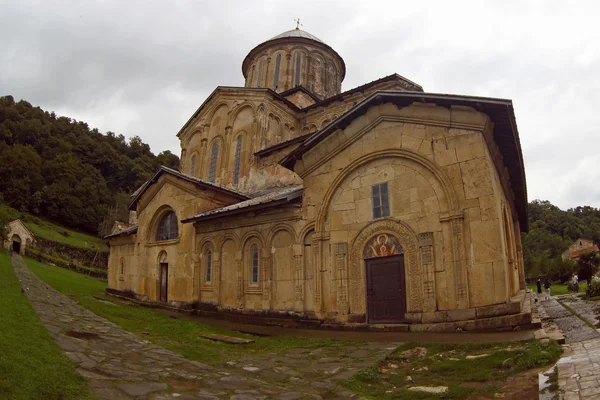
0,96,179,235
523,200,600,279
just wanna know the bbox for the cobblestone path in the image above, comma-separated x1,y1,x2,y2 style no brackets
539,295,600,399
540,297,599,343
12,255,397,399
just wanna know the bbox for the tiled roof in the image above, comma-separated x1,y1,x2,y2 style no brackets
182,185,303,223
129,166,249,210
569,246,600,258
104,224,138,239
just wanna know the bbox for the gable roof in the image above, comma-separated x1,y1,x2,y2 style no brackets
6,219,35,238
129,166,249,211
279,85,322,103
176,87,301,138
104,224,138,239
280,90,529,231
182,185,303,223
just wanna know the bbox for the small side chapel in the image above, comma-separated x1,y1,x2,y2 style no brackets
107,25,531,331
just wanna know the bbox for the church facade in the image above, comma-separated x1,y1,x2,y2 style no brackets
106,27,531,331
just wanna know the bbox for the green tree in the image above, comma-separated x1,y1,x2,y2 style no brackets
577,252,600,284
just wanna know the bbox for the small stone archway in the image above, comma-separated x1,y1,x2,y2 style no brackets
11,234,22,255
348,218,421,319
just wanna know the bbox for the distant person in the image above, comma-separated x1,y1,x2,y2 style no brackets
537,278,542,300
573,274,579,293
543,278,551,300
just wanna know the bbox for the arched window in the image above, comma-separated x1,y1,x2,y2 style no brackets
294,54,302,86
251,245,259,285
233,136,242,185
206,250,212,283
256,60,263,88
120,258,124,275
273,54,281,89
189,154,196,176
155,211,178,241
208,142,219,183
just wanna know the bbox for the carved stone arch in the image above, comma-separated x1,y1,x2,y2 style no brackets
148,205,179,243
315,149,460,232
267,223,297,247
158,250,168,264
297,222,316,244
229,103,256,127
198,236,216,254
205,102,229,125
241,230,266,250
349,218,421,315
219,232,241,253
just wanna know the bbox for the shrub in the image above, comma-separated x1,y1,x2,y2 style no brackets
585,276,600,298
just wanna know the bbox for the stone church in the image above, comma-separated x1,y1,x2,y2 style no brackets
107,26,531,331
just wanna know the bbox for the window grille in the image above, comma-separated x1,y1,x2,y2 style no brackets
233,136,242,185
189,155,196,176
208,143,219,183
257,60,263,87
251,245,259,284
156,211,178,241
371,182,390,219
294,54,301,86
206,250,212,283
273,54,281,89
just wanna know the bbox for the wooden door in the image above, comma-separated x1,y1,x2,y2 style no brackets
366,255,406,323
160,263,168,302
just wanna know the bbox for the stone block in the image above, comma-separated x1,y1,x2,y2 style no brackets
459,157,494,199
470,219,502,264
447,308,476,321
475,302,520,319
421,311,449,324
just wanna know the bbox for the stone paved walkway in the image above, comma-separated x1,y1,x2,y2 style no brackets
12,254,397,399
539,295,600,399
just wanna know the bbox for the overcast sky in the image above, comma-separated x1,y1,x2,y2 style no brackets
1,0,599,210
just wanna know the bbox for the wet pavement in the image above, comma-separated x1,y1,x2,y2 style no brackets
12,254,396,399
539,294,600,399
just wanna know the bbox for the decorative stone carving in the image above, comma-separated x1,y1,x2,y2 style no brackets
334,242,348,313
262,256,270,302
349,218,421,314
418,232,436,312
294,254,303,301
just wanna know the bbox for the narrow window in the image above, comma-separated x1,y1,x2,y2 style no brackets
251,245,259,285
256,60,263,88
273,54,281,89
156,211,178,241
208,142,219,183
120,259,124,275
294,54,302,86
233,136,242,185
189,155,196,176
371,182,390,219
206,250,212,283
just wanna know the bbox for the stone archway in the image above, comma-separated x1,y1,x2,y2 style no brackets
349,218,421,318
11,234,22,255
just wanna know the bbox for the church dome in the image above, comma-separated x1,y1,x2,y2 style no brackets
242,27,345,99
268,29,326,44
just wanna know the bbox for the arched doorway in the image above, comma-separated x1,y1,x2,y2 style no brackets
158,251,168,302
363,233,406,323
11,235,22,255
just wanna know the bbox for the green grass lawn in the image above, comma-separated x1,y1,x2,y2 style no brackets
0,202,107,250
24,218,108,250
0,251,94,400
343,341,562,399
25,257,344,365
527,281,587,297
